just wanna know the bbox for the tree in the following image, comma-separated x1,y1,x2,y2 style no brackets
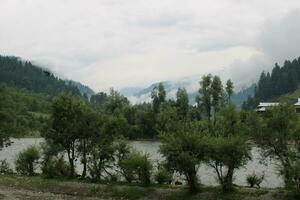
15,145,40,176
207,105,251,192
105,89,130,115
0,85,15,150
151,83,166,113
160,124,207,193
253,103,300,194
225,79,234,102
176,88,189,120
211,76,224,124
44,93,87,177
196,74,212,122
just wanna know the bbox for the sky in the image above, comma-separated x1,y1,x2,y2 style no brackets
1,0,300,92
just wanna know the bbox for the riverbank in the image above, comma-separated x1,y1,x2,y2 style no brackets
0,174,293,200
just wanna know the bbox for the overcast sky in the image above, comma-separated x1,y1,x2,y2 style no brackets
1,0,300,92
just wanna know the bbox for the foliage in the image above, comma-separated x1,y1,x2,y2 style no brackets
15,145,40,176
253,103,300,194
159,124,208,193
43,92,88,177
118,150,153,185
0,159,13,174
0,55,80,96
243,57,300,109
42,156,71,178
246,173,264,188
154,163,172,184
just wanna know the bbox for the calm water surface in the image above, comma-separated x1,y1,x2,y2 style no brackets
0,138,284,188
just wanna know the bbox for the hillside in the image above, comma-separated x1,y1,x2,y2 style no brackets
0,55,94,137
242,57,300,109
0,55,94,96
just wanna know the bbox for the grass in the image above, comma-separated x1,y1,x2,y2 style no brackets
0,174,156,199
0,174,295,200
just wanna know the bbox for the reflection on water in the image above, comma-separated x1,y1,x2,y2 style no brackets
0,138,284,188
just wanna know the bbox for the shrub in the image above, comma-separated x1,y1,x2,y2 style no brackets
155,166,172,184
15,145,40,176
246,173,264,188
42,156,70,178
0,159,13,174
119,150,153,185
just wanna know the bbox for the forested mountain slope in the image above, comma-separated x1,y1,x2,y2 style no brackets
0,55,82,96
242,57,300,109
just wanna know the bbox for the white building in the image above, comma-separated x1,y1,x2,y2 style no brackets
256,102,279,112
294,98,300,113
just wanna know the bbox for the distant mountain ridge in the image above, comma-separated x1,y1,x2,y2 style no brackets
0,55,95,97
124,73,256,106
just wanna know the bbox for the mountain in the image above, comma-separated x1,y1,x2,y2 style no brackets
242,57,300,109
66,80,95,98
0,55,93,96
125,72,256,106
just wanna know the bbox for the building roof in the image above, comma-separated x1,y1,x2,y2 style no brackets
295,98,300,106
256,107,266,112
257,102,279,107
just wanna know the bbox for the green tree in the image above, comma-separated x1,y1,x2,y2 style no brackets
254,103,300,194
0,85,15,149
151,83,166,113
211,76,224,124
176,88,189,120
15,145,40,176
207,105,251,192
160,124,207,193
44,93,87,177
225,79,234,102
196,74,212,122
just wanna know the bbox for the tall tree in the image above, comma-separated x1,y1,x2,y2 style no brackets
211,76,224,124
196,74,212,121
225,79,234,102
44,93,87,177
151,83,166,113
176,88,189,120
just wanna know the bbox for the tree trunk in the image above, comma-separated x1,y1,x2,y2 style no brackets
223,166,234,192
67,147,75,177
186,169,199,193
81,140,87,178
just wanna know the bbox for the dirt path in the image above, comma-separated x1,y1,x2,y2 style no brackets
0,186,104,200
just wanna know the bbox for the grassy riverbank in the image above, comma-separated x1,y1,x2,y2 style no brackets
0,174,294,200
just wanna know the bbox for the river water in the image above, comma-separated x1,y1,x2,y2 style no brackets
0,138,284,188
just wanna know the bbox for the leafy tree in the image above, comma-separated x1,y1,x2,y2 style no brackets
176,88,189,120
0,85,15,149
151,83,166,113
207,105,251,192
44,93,87,177
225,79,234,102
196,74,212,121
211,76,224,124
253,103,300,194
15,145,40,176
160,124,207,193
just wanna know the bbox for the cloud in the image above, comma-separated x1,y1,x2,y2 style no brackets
1,0,300,92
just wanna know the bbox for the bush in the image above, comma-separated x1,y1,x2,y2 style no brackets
42,156,70,178
119,150,153,185
246,173,264,188
15,145,40,176
0,159,13,174
155,166,172,184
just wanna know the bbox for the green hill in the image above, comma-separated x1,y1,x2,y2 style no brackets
242,57,300,109
0,55,93,137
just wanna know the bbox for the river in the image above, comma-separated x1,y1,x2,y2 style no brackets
0,138,284,188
